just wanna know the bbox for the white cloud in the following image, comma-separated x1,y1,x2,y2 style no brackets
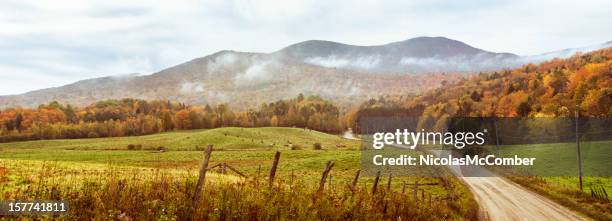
179,82,205,94
304,56,350,68
234,59,276,84
305,55,381,70
0,0,611,95
207,52,239,73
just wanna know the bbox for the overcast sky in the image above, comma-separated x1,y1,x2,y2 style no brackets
1,0,611,95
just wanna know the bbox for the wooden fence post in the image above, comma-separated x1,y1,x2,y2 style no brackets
421,189,425,203
268,151,281,189
413,180,419,204
255,164,261,187
372,171,381,194
317,160,335,193
602,185,610,202
351,170,360,191
386,173,393,192
290,169,294,190
193,145,213,206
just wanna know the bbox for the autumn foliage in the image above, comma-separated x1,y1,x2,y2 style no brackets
0,94,342,142
345,48,612,132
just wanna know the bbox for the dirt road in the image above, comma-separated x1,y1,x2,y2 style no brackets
342,128,359,140
434,150,586,221
463,176,585,221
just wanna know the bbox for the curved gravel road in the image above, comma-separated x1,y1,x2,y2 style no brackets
343,131,586,221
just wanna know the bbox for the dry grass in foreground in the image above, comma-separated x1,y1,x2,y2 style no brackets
1,166,478,220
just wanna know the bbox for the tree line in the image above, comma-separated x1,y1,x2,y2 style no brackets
0,94,342,142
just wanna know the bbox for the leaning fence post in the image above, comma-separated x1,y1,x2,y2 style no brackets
372,171,381,194
601,185,609,202
351,169,361,191
317,160,335,193
268,151,281,189
193,144,213,206
225,164,247,178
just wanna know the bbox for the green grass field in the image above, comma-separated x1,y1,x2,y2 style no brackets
0,127,356,151
0,127,479,219
0,127,364,183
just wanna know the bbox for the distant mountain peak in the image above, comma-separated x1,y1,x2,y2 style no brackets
393,36,463,44
277,36,519,73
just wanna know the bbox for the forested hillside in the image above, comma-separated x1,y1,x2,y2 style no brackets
346,48,612,130
0,94,342,142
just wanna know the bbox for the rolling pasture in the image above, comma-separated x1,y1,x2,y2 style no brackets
0,127,478,220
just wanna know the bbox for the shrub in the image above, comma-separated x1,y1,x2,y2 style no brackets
87,132,99,138
127,144,142,150
290,144,302,150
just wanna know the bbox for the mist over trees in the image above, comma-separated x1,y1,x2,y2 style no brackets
344,48,612,134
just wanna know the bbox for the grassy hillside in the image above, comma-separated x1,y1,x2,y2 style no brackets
0,127,363,182
0,127,357,151
0,127,362,181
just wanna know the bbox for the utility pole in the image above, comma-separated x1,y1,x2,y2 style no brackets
494,119,499,152
575,105,583,192
491,104,499,152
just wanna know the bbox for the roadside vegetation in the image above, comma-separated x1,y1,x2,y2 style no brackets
491,140,612,220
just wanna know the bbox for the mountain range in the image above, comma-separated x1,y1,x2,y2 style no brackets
278,37,520,73
0,36,609,109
